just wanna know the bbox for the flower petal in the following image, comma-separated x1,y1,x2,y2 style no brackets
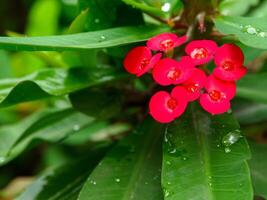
200,94,231,115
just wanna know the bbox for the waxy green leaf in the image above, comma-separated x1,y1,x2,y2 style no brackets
78,117,164,200
0,25,169,51
162,104,253,200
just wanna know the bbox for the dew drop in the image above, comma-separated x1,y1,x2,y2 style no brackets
145,181,148,185
115,178,120,183
181,157,187,161
166,161,171,165
222,129,242,147
90,180,97,185
169,148,177,154
246,26,258,35
224,147,231,153
94,18,100,23
258,32,267,38
167,182,171,185
164,190,170,197
161,3,171,12
73,125,80,131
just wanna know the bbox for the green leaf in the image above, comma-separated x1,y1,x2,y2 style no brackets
237,72,267,104
219,0,259,16
0,67,127,107
70,88,122,119
162,104,253,200
233,99,267,125
0,108,94,165
0,25,169,51
26,0,60,36
78,117,164,200
214,16,267,49
249,141,267,199
16,151,106,200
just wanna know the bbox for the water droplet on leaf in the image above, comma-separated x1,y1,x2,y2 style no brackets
73,125,80,131
115,178,120,183
225,147,231,153
161,3,171,12
222,129,242,147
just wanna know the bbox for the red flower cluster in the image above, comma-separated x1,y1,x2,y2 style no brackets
123,33,247,123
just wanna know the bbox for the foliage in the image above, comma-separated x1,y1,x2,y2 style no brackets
0,0,266,200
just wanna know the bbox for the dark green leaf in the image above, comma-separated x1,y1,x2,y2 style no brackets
16,151,106,200
214,16,267,49
0,25,169,51
233,99,267,125
70,88,122,119
0,67,127,107
78,117,164,200
249,141,267,199
162,104,253,199
0,108,94,165
237,72,267,104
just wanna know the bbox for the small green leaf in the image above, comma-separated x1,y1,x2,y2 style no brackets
162,104,253,200
249,141,267,199
214,16,267,49
0,25,169,51
78,117,164,200
0,67,127,107
237,72,267,104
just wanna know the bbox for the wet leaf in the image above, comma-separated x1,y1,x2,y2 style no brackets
162,104,253,200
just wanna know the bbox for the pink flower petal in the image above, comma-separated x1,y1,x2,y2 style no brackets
183,68,207,101
123,46,152,75
153,58,194,86
205,75,236,100
136,53,162,77
149,91,177,123
213,65,247,81
170,86,189,117
147,33,187,52
214,44,244,68
185,40,218,65
200,94,231,115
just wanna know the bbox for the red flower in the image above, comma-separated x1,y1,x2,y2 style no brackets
199,75,236,115
147,33,187,52
152,57,195,86
214,44,247,81
149,87,188,123
182,68,207,101
123,46,161,77
185,40,218,65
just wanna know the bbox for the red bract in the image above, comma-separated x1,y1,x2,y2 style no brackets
147,33,187,52
200,75,236,115
214,44,247,81
185,40,218,65
153,57,195,86
123,46,162,77
149,87,188,123
182,68,207,101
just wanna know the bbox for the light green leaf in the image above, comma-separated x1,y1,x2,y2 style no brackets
219,0,259,16
249,141,267,199
214,16,267,49
78,117,164,200
0,67,127,107
162,104,253,200
0,25,169,51
237,72,267,104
